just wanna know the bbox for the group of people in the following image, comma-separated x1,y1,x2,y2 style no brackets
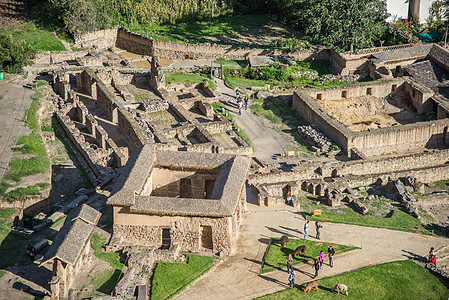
303,220,322,240
26,244,36,260
286,245,335,288
235,89,248,115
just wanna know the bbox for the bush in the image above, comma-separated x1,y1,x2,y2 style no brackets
0,33,36,73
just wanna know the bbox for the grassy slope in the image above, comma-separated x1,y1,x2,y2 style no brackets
263,238,358,273
300,194,433,235
151,255,216,300
258,260,449,299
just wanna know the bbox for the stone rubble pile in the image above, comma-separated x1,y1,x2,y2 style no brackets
319,74,361,83
393,179,420,219
127,108,155,140
297,125,338,154
141,99,169,113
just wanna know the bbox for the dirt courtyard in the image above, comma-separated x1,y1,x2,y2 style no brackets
318,92,421,131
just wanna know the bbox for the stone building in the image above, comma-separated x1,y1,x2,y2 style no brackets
107,144,250,255
41,205,100,299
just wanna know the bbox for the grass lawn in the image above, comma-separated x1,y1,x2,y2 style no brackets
300,194,434,235
165,72,216,90
151,255,216,300
258,260,449,299
0,23,65,52
224,76,266,89
89,233,124,295
263,238,358,274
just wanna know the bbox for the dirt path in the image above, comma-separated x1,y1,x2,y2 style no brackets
214,78,289,164
174,189,448,300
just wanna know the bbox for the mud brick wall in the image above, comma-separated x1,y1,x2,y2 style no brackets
117,108,147,151
403,81,434,113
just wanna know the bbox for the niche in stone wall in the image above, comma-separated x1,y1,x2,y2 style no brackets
200,225,213,250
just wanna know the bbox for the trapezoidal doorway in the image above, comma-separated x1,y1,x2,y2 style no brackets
200,225,213,250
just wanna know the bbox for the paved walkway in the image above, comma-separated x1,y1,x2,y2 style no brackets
214,78,288,164
174,190,449,300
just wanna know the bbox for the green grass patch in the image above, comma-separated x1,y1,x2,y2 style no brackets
90,233,124,295
0,216,65,269
3,156,50,183
258,260,449,299
432,179,449,190
165,72,210,84
0,208,15,219
224,76,266,89
0,269,6,279
16,133,47,156
0,23,65,52
151,254,216,300
26,91,42,130
300,195,433,235
3,183,50,202
262,238,358,274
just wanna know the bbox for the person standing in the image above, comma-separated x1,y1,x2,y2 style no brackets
312,258,320,278
328,245,335,267
238,100,243,115
428,247,435,262
319,250,324,269
304,220,309,240
244,96,248,110
288,271,295,288
315,221,322,239
286,253,293,273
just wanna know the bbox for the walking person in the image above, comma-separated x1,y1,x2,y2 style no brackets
286,253,293,273
312,258,320,278
244,96,248,110
319,250,324,269
328,245,335,267
304,220,309,240
288,271,295,288
428,247,435,262
238,100,243,115
315,221,322,239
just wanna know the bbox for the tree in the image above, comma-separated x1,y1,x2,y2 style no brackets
269,0,388,51
0,34,36,73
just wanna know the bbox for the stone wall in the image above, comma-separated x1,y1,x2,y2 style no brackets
74,27,119,50
113,215,234,254
293,81,449,157
117,108,148,151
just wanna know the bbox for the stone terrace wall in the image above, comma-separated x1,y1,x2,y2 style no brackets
115,27,327,60
117,108,148,150
74,28,119,50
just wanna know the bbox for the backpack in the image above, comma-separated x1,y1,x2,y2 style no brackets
430,255,436,263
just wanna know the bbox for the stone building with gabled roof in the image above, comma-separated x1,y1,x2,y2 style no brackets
41,204,100,299
107,144,251,255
